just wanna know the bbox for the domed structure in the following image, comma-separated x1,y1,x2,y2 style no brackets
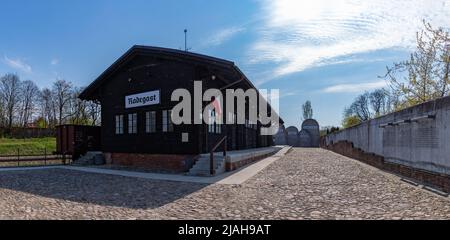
301,119,320,147
302,119,319,130
286,126,300,147
279,119,320,148
273,125,288,145
299,129,312,147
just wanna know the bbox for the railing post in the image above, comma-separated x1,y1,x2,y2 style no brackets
44,147,47,166
223,137,227,156
210,151,214,176
210,136,227,176
17,148,20,167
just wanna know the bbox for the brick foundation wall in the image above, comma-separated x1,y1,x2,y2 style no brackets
324,141,450,193
225,152,275,171
110,153,197,173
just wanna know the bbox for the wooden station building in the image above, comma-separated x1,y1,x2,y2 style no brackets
79,46,282,172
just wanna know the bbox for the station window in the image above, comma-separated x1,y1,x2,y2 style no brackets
146,111,156,133
162,110,174,132
115,115,124,135
208,110,222,134
216,111,222,134
216,121,222,134
128,113,137,134
208,109,215,133
207,109,223,134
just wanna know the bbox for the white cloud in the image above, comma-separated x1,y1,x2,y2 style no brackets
3,55,32,73
323,80,388,93
205,26,245,47
51,58,59,65
248,0,450,78
267,90,298,100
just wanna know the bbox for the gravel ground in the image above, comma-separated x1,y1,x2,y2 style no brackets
1,148,450,220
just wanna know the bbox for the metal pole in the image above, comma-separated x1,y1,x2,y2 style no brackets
223,137,227,157
17,148,19,167
210,152,214,176
184,29,187,51
44,147,47,166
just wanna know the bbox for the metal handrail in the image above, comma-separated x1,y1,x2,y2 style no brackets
210,136,227,175
0,149,71,166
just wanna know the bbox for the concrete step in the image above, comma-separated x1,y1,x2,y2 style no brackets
188,156,225,176
190,167,220,172
188,147,282,177
191,162,222,168
191,157,223,166
191,160,223,167
188,168,225,176
73,152,105,166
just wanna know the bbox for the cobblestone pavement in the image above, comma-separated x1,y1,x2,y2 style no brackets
1,148,450,219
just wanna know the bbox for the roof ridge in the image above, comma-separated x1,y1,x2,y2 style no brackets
132,45,235,65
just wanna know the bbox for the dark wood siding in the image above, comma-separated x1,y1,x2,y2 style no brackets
99,56,200,154
96,54,274,155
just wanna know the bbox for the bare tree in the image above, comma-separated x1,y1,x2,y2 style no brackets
385,90,401,113
369,89,387,117
0,93,5,127
0,76,99,129
56,86,101,126
67,86,88,125
0,73,21,129
86,100,101,126
347,92,372,122
19,80,39,127
39,88,55,128
52,79,73,125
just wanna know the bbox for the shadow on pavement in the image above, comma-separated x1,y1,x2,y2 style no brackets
0,168,209,209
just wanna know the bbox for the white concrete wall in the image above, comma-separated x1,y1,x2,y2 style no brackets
325,96,450,175
225,146,282,164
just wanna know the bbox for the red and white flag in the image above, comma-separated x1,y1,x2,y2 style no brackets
212,96,222,122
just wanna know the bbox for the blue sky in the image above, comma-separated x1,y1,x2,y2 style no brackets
1,0,449,127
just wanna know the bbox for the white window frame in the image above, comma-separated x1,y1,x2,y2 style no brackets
146,111,156,133
163,110,174,132
128,113,137,134
215,110,222,134
208,109,215,133
115,115,124,135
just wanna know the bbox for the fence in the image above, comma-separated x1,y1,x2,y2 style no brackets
0,148,71,168
0,127,56,138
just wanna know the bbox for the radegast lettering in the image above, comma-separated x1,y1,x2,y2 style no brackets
178,224,213,238
125,90,160,109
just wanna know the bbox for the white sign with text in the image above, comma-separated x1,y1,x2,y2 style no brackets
125,90,160,109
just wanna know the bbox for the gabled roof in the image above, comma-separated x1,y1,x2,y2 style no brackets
79,45,239,100
79,45,283,123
